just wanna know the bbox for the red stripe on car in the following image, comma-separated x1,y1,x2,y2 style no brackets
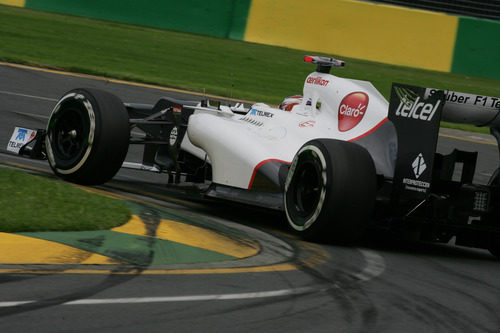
248,159,291,190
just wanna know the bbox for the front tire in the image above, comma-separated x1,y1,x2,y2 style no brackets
284,139,377,242
45,88,129,185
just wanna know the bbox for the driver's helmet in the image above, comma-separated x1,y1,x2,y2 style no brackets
279,95,303,112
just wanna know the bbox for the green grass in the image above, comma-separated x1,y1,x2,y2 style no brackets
0,167,130,232
2,5,500,107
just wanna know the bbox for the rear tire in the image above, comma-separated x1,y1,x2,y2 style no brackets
488,230,500,259
284,139,376,242
45,88,129,185
489,243,500,259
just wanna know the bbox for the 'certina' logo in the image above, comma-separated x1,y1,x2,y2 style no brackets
306,76,329,86
394,86,440,121
250,109,274,118
338,92,369,132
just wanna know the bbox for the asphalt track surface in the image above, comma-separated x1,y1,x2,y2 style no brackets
1,63,500,332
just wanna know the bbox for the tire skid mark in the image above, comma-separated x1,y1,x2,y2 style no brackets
0,271,141,317
413,258,500,331
367,252,498,333
0,205,160,318
0,244,385,312
389,288,491,333
287,245,386,331
352,249,386,282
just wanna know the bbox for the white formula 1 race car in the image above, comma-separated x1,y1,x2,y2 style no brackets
8,56,500,256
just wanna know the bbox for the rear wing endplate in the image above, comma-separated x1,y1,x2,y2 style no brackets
388,84,445,214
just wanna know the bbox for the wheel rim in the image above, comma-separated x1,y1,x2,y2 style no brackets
285,145,327,230
293,161,321,219
53,108,86,161
47,96,92,171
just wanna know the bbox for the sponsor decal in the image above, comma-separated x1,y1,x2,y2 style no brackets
402,154,430,193
306,76,329,87
15,128,27,141
172,106,182,113
402,177,430,193
394,86,440,121
169,126,178,146
7,127,37,154
412,153,426,179
299,120,316,128
338,92,369,132
249,109,274,118
427,88,500,108
472,95,500,108
471,95,500,108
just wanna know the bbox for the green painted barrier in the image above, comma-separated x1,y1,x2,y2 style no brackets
24,0,251,39
452,17,500,80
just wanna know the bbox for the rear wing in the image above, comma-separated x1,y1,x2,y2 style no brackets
388,83,500,216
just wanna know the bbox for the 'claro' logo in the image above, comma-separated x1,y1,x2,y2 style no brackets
338,92,369,132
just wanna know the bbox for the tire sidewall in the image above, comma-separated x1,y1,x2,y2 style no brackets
285,142,330,232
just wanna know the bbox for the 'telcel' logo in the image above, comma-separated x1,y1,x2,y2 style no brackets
338,92,369,132
394,86,440,121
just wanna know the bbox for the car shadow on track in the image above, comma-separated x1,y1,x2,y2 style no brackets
360,229,497,262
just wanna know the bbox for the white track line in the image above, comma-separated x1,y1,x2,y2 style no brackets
0,90,58,102
65,286,319,305
0,301,35,307
11,111,49,119
0,286,320,307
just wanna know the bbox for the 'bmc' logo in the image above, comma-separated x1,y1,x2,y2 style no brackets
338,92,369,132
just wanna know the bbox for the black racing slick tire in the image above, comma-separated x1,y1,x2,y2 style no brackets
284,139,377,242
488,243,500,259
45,88,129,185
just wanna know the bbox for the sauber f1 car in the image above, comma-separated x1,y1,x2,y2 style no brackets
8,56,500,257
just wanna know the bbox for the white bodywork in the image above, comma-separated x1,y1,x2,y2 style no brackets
183,71,389,190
